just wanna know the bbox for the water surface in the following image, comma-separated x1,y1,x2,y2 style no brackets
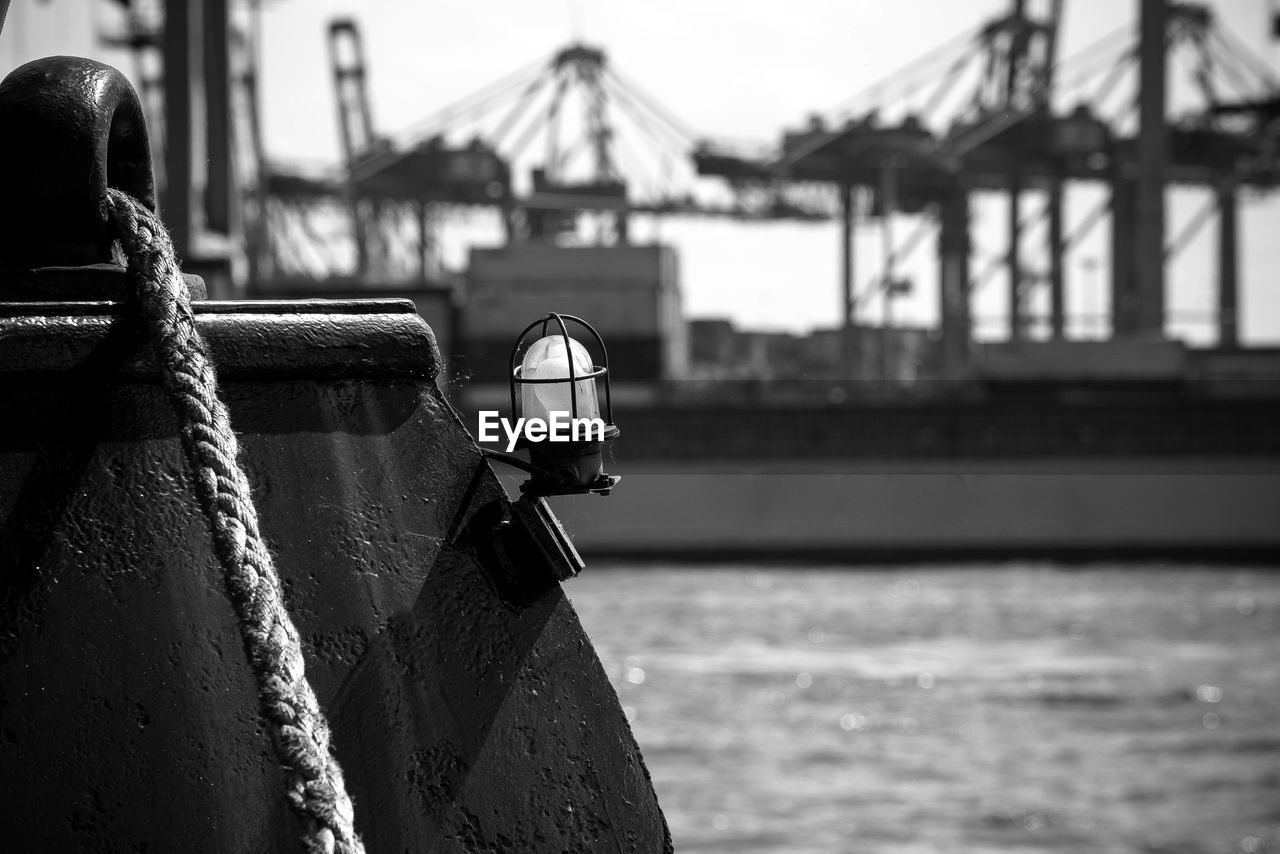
568,564,1280,854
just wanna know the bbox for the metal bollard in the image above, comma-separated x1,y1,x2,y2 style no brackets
0,56,669,852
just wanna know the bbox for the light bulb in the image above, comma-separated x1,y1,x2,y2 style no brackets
519,334,600,422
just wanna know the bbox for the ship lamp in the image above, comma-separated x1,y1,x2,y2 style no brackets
506,313,619,496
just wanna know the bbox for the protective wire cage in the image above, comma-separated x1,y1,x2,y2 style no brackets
508,312,615,430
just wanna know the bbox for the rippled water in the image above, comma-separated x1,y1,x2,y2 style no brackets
567,564,1280,854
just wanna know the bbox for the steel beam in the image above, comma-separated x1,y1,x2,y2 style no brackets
1217,178,1238,347
839,182,856,379
1110,171,1137,335
1047,170,1065,339
1008,175,1023,340
880,160,898,381
203,0,231,236
1135,0,1167,336
938,180,971,379
162,0,195,260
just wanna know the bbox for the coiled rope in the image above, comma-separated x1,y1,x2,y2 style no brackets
105,189,365,854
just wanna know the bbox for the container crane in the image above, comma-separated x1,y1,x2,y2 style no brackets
368,32,835,244
695,0,1280,378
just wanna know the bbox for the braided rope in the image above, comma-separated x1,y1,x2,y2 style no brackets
105,189,365,854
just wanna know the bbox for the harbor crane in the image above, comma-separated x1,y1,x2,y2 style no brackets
696,0,1279,374
100,0,1278,374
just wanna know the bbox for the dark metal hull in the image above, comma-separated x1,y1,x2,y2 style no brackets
0,296,669,851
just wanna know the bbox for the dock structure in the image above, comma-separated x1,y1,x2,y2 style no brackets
84,1,1279,379
696,0,1278,376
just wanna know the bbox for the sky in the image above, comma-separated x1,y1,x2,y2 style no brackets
2,0,1278,343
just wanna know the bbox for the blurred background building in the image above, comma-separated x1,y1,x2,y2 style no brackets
1,0,1278,557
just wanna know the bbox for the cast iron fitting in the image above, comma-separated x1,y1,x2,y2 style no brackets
0,56,155,269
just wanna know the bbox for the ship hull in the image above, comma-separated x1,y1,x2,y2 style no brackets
537,458,1280,561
